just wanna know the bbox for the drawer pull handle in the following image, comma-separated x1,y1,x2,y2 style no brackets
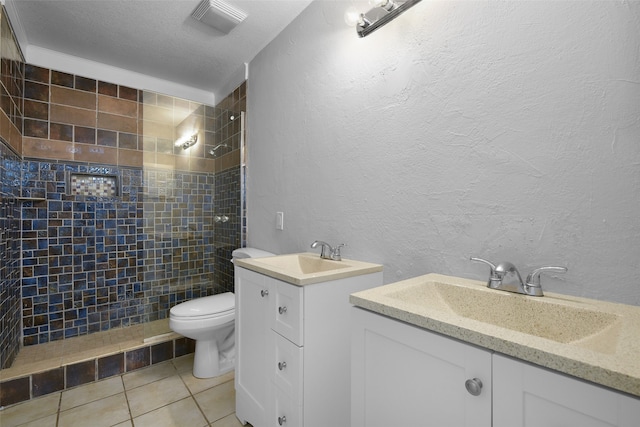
261,289,269,297
465,378,483,396
278,416,287,425
278,361,287,370
279,306,287,314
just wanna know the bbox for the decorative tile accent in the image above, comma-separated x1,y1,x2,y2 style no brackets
98,353,124,380
0,377,30,407
126,347,150,372
174,337,196,358
66,360,96,388
32,367,64,397
69,173,118,197
151,341,174,364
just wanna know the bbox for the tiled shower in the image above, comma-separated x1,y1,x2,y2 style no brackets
0,7,246,406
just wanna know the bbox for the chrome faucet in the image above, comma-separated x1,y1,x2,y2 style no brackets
311,240,345,261
470,257,567,297
524,266,569,296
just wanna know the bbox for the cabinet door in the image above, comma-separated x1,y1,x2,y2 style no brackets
351,307,492,427
235,268,273,426
271,332,303,405
493,353,640,427
270,382,303,427
273,280,303,346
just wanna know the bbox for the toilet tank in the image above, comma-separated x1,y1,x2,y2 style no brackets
231,247,275,261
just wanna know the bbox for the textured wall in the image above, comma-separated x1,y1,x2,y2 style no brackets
246,1,640,305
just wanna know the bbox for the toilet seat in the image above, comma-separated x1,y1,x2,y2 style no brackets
170,292,235,319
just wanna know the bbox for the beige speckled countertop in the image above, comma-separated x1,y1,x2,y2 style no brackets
350,273,640,397
235,252,383,286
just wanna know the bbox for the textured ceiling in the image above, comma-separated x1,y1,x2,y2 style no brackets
6,0,313,98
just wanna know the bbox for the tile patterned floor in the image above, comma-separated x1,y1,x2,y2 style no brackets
0,354,245,427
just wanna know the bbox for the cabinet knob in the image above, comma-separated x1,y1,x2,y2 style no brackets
278,361,287,370
465,378,483,396
278,415,287,425
261,289,269,297
279,306,287,314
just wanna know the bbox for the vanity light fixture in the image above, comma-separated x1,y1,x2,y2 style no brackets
178,134,198,150
345,0,422,38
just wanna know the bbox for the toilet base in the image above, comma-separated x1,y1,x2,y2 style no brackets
192,335,235,379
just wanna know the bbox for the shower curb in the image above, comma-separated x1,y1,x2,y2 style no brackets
0,335,195,408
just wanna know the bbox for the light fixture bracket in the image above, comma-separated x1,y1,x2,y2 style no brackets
356,0,422,38
180,134,198,150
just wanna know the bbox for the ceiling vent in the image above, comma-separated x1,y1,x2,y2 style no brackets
191,0,248,34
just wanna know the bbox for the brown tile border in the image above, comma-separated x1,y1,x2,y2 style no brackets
0,336,194,408
22,137,74,161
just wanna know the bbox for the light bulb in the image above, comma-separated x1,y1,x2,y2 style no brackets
344,7,371,28
344,7,361,27
369,0,396,11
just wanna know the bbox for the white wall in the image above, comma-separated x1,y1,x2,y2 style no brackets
246,0,640,305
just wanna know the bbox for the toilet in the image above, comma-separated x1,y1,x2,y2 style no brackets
169,247,275,378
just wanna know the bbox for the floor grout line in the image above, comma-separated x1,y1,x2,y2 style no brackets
55,391,62,427
179,368,211,426
121,375,133,427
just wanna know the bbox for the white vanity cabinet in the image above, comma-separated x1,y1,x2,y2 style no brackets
493,354,640,427
351,307,640,427
351,307,492,427
236,266,383,427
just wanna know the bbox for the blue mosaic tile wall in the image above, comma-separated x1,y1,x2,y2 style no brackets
0,140,22,368
18,159,237,346
213,166,242,292
140,167,218,321
20,160,144,345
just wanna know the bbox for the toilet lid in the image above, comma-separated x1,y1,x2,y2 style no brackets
170,292,235,318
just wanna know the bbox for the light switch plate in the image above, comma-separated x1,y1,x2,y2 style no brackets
276,211,284,230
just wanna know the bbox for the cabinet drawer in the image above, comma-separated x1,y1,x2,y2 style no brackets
271,332,303,404
273,281,304,345
270,383,303,427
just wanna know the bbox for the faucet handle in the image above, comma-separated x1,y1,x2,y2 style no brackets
332,243,346,261
526,266,568,288
470,257,502,288
470,257,497,274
